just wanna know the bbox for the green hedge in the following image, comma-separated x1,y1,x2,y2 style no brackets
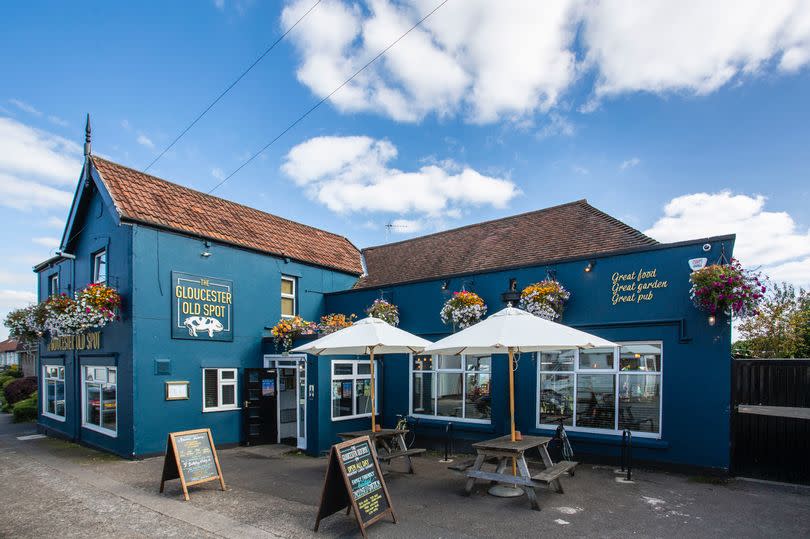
12,392,37,423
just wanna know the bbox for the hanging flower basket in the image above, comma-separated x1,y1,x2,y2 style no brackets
271,316,317,352
519,279,571,320
3,303,47,344
689,258,764,318
43,284,122,336
365,299,400,326
441,291,487,330
318,313,356,334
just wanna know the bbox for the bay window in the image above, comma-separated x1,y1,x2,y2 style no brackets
411,355,491,423
42,365,66,420
537,342,662,437
83,366,117,436
331,359,378,420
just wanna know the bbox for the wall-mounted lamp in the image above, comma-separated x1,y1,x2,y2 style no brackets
707,314,716,326
201,240,212,258
441,280,449,290
584,260,596,272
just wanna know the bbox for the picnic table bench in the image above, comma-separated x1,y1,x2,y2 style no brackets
337,428,425,474
464,435,578,511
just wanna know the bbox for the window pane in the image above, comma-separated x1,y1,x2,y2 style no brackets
620,344,662,372
94,367,107,382
281,278,294,295
619,374,660,433
281,297,295,316
46,380,56,414
436,373,463,417
55,381,65,417
465,373,491,420
576,374,615,429
102,383,116,431
355,378,373,416
204,369,218,408
86,383,101,427
540,350,575,371
58,366,65,379
108,368,116,384
412,372,434,415
357,362,371,375
221,369,235,380
221,384,235,406
95,251,107,283
413,355,433,371
438,355,462,370
540,373,574,426
333,363,353,376
466,356,491,372
332,381,353,417
579,348,614,370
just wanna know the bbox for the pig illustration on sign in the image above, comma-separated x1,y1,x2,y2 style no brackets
183,316,224,337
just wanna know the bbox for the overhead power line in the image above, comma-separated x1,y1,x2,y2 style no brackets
143,0,323,172
206,0,451,195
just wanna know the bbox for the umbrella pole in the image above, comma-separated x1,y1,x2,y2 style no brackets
370,349,376,432
509,347,517,477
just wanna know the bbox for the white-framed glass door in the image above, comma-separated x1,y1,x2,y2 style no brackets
264,354,307,449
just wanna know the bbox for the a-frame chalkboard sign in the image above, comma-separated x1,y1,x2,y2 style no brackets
314,436,397,538
159,428,226,501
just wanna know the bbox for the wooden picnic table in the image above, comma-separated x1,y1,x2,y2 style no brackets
464,435,578,511
337,429,426,474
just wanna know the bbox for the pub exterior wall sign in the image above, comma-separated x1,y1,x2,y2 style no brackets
611,267,669,306
172,271,233,341
48,331,102,352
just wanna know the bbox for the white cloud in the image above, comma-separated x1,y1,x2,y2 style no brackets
48,115,68,127
536,113,576,139
645,191,810,287
45,216,65,228
572,164,589,175
214,0,225,10
0,116,82,186
211,167,225,181
389,218,424,234
32,237,60,249
282,1,810,124
8,99,42,117
620,157,640,170
0,173,73,211
121,119,131,130
281,135,519,216
137,134,155,148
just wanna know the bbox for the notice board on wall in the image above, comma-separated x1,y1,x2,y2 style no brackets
159,428,226,501
314,436,396,538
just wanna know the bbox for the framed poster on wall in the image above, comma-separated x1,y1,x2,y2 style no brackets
171,271,234,341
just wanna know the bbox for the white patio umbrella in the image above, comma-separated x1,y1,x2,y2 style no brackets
291,316,431,432
424,305,616,494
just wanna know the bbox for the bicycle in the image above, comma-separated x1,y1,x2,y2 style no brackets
394,414,417,448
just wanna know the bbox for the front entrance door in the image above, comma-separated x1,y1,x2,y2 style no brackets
243,368,278,446
264,355,307,450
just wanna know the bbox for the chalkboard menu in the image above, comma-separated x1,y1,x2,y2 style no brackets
159,428,226,501
314,436,396,538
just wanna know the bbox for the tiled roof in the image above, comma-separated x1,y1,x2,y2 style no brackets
90,157,363,275
355,200,658,289
0,339,20,353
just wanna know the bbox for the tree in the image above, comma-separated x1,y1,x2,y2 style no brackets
736,282,810,358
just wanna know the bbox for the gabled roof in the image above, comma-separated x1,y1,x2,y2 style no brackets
0,339,21,353
355,200,658,289
89,157,363,275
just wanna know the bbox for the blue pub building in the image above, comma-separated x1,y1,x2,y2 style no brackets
35,134,735,471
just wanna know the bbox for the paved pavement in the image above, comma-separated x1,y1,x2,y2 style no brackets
1,413,809,538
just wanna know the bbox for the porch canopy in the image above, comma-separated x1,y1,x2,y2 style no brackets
291,316,431,432
423,306,616,442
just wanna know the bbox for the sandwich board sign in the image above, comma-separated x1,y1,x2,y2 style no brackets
159,428,226,501
314,436,396,538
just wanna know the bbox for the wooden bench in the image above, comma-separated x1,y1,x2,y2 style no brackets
532,460,578,493
377,448,426,462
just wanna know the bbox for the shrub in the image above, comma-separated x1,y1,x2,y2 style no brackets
12,392,37,423
3,376,37,406
5,365,23,378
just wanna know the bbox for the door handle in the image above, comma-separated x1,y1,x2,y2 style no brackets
244,401,250,408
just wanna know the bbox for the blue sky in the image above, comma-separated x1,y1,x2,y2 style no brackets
2,1,810,338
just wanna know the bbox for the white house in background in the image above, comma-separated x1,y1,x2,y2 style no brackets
0,339,22,368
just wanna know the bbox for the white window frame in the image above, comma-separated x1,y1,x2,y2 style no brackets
93,249,107,284
408,354,493,425
48,273,59,296
281,275,296,318
81,366,117,437
536,341,663,439
330,359,378,421
202,368,239,412
42,364,66,422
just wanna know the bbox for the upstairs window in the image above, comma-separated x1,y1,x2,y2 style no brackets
93,249,107,284
281,276,296,318
48,273,59,296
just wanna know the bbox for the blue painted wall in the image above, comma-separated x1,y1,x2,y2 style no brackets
129,225,358,456
323,237,735,470
37,177,135,457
